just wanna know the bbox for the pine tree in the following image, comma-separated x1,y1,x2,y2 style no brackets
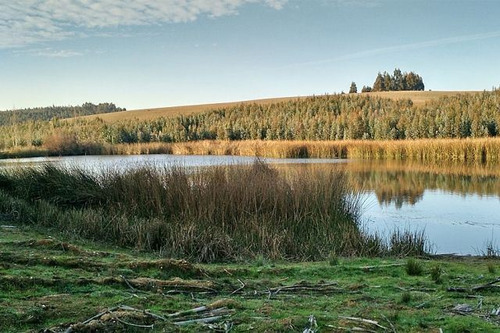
349,82,358,94
373,73,385,92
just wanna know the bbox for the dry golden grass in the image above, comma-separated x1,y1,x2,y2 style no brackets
77,96,305,123
76,91,481,123
361,90,480,107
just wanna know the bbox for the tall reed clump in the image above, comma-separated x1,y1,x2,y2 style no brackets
0,162,428,262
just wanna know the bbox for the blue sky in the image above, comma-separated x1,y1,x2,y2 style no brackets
1,0,500,111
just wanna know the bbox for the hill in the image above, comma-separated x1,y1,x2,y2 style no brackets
78,97,304,123
78,91,480,123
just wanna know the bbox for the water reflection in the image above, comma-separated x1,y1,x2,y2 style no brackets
337,160,500,209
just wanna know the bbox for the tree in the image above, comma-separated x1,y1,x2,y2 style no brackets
349,82,358,94
361,86,372,93
404,72,425,91
392,68,405,91
373,73,385,92
383,72,392,92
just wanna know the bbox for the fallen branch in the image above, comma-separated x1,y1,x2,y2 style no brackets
120,275,138,293
81,307,119,325
269,281,344,296
174,315,225,326
472,278,500,291
448,277,500,293
339,316,388,331
231,279,245,295
380,313,397,333
326,325,377,333
358,263,405,271
111,314,154,329
168,306,209,318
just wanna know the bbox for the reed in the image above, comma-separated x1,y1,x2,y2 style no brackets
93,138,500,163
0,162,429,262
1,138,499,164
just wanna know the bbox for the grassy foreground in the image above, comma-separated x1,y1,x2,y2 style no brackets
2,224,500,332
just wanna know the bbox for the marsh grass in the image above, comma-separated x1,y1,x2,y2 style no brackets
2,138,499,164
0,162,429,262
406,258,424,276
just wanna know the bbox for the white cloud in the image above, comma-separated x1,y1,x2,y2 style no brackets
0,0,288,48
12,47,85,57
34,48,84,57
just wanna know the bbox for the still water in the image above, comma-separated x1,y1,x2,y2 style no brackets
1,155,499,255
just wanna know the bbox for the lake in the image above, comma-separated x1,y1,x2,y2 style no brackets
1,154,499,255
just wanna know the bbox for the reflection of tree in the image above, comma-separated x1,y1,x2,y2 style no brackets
376,188,425,209
345,162,500,209
275,161,500,209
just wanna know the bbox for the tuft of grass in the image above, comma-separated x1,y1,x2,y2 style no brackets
430,264,442,283
400,291,412,304
405,258,424,276
487,263,496,274
390,229,429,257
327,253,340,266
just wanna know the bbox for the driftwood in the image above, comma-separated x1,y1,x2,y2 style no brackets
302,314,318,333
231,279,246,295
269,281,344,297
63,301,233,331
339,316,388,331
327,324,377,332
358,263,405,271
448,277,500,293
174,315,225,326
380,313,397,333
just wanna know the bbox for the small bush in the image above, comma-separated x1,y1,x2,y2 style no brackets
406,258,423,276
487,263,496,274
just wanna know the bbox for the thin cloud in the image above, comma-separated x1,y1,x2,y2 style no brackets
12,47,84,58
34,48,84,58
0,0,288,48
280,31,500,69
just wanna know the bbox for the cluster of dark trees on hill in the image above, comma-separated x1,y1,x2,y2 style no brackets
350,69,425,93
0,102,125,126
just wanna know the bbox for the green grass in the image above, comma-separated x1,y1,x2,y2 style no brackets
1,225,500,332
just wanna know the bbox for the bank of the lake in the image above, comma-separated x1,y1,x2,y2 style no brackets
1,224,500,332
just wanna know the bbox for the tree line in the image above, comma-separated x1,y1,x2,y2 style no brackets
0,102,125,126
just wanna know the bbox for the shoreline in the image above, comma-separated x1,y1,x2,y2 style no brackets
1,138,500,163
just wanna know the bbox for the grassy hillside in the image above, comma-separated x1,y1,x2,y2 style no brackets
78,96,305,123
79,91,480,123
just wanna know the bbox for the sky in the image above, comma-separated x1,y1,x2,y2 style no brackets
1,0,500,111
